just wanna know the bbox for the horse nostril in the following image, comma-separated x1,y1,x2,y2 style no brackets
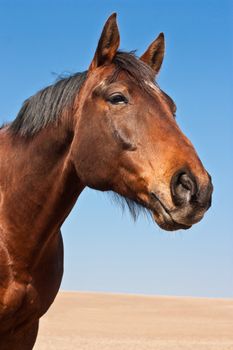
179,173,196,194
171,170,197,206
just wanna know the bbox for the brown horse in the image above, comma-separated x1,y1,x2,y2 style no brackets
0,14,212,349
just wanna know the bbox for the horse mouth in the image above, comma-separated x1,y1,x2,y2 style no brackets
149,193,192,231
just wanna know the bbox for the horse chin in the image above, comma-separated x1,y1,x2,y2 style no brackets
151,201,192,231
153,212,192,231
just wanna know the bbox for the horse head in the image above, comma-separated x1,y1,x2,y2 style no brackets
71,14,213,231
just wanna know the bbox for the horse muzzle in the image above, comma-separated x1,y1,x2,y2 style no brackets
150,169,213,231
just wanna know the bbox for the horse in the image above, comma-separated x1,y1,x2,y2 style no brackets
0,13,213,349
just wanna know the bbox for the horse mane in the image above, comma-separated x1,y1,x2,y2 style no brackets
10,71,88,137
10,51,155,137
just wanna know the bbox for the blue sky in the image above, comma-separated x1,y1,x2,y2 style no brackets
0,0,232,297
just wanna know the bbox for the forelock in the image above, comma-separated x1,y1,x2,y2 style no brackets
109,51,158,93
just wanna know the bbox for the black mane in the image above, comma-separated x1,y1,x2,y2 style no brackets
10,71,88,136
10,51,155,137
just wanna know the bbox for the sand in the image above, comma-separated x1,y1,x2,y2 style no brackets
34,291,233,350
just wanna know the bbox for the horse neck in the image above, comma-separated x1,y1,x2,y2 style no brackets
0,124,85,262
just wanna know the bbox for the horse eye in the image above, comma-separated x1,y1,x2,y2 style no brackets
108,94,128,105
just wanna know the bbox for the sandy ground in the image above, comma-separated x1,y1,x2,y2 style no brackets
34,291,233,350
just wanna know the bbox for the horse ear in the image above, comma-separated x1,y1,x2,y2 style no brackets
89,13,120,71
140,33,165,75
